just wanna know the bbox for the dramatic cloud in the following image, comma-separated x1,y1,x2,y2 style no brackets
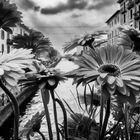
89,0,117,10
41,0,89,15
11,0,37,10
12,0,119,52
40,0,117,15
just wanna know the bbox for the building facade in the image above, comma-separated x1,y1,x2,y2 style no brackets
0,23,30,54
118,0,140,28
106,10,121,45
106,0,140,45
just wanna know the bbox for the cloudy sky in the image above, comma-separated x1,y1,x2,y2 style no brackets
11,0,119,53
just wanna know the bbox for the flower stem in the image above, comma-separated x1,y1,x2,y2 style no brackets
99,92,104,131
50,90,60,140
41,89,53,140
100,97,111,140
0,80,19,140
124,103,130,140
26,132,31,140
36,130,46,140
55,98,68,140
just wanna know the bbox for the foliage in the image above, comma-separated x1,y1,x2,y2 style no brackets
0,0,22,33
65,113,99,140
38,46,62,68
20,111,45,138
11,30,52,55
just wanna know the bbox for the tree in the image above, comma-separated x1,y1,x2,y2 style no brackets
11,30,52,56
0,0,22,33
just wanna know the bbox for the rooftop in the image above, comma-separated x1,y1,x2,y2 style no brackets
105,10,120,23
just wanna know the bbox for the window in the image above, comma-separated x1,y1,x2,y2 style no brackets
7,32,10,39
117,16,119,23
1,30,5,40
123,2,125,10
124,14,126,23
136,21,138,28
108,34,110,39
20,29,22,35
1,44,4,54
7,45,10,53
130,9,133,19
114,18,117,24
115,30,117,36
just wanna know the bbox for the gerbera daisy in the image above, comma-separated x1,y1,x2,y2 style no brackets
63,31,107,53
0,48,34,88
117,25,140,52
66,45,140,96
20,60,66,90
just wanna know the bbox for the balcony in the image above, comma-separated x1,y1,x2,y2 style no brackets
120,7,127,14
127,0,134,9
117,0,124,3
135,0,140,4
134,11,140,20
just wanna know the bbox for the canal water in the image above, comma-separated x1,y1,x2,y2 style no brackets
0,60,85,139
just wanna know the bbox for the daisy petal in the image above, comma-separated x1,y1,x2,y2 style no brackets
116,77,124,87
107,76,116,85
0,68,4,76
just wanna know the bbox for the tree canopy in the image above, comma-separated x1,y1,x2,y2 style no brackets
0,0,22,33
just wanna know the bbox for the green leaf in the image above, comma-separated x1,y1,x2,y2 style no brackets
116,90,136,106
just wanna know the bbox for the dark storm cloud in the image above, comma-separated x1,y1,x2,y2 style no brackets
16,0,37,10
88,0,116,10
41,0,88,15
40,0,116,15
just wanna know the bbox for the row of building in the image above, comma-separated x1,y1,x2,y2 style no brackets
77,0,140,54
106,0,140,45
0,24,30,54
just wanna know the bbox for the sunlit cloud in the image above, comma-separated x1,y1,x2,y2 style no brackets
11,0,119,52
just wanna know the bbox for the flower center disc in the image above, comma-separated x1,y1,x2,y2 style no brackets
98,64,120,76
